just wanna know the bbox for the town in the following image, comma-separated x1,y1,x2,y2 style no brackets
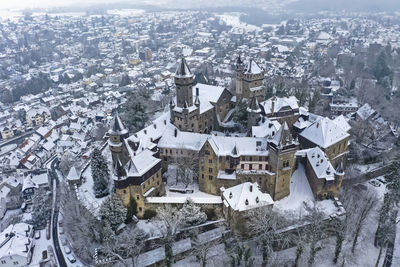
0,3,399,267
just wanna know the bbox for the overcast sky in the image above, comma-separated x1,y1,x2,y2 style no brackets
0,0,145,10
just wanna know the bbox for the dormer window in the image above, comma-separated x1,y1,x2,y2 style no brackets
256,196,259,203
245,199,249,205
229,192,233,199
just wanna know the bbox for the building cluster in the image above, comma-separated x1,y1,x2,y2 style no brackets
109,56,350,228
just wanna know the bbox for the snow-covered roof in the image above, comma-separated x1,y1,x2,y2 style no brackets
207,135,268,157
66,166,80,181
243,59,263,75
356,103,376,120
158,125,208,151
0,223,32,260
174,57,193,78
306,147,335,181
108,112,128,136
260,96,299,115
332,115,351,132
222,182,273,212
300,117,349,149
251,118,281,138
125,149,161,178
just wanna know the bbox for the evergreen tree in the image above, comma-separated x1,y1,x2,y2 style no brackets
123,99,148,132
29,188,52,229
119,74,131,87
91,148,109,198
126,196,138,223
179,199,207,227
99,193,127,231
233,99,248,126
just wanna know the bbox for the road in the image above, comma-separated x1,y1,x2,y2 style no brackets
0,129,35,148
49,158,68,267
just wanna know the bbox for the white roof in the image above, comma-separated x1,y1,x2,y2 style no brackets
251,118,281,138
222,182,273,212
260,96,299,115
300,117,349,149
66,166,80,181
207,135,268,157
332,115,351,132
193,83,227,114
306,147,335,181
356,103,375,120
158,125,208,151
0,223,32,259
243,59,263,75
125,149,161,178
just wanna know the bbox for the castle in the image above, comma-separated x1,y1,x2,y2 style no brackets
108,56,349,220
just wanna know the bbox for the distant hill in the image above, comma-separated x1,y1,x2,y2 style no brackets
288,0,400,12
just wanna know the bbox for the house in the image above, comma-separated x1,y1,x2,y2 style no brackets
21,172,50,203
221,182,273,235
0,223,33,267
66,166,81,185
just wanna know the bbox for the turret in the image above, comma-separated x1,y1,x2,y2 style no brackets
247,96,260,133
108,112,129,168
235,55,244,98
174,57,194,108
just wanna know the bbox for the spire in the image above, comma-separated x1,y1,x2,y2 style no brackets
175,57,192,78
169,98,175,108
194,87,200,107
248,96,259,112
236,54,243,65
270,121,293,149
231,144,239,157
110,112,128,136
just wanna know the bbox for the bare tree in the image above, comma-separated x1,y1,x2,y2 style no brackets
173,153,198,188
59,183,101,264
155,205,183,267
302,202,327,267
342,188,377,253
103,226,147,267
247,208,292,267
191,231,218,267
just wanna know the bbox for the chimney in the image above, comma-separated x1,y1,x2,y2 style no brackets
316,122,319,128
249,184,253,192
144,129,147,134
154,124,157,129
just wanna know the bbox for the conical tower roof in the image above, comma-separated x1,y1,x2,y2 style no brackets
175,57,193,78
109,112,128,136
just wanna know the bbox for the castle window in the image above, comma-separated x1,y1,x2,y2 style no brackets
209,159,212,164
123,190,126,194
249,156,253,161
157,181,159,185
241,164,244,169
265,164,269,170
259,164,262,169
249,164,253,170
209,175,213,180
202,174,204,179
201,166,204,171
205,150,210,155
139,207,142,212
136,195,140,200
209,168,212,173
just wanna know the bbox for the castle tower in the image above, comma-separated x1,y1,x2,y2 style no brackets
235,55,244,98
108,112,129,169
175,57,194,108
247,95,261,134
241,59,265,102
267,121,299,200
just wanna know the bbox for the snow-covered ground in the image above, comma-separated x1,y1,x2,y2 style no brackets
216,13,261,32
77,145,113,217
30,229,54,266
274,163,338,218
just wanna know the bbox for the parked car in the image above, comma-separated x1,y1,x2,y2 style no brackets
60,238,67,246
64,246,71,254
67,254,76,263
368,180,381,187
34,231,41,239
377,178,387,184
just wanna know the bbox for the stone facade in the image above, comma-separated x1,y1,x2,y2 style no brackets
235,56,265,102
